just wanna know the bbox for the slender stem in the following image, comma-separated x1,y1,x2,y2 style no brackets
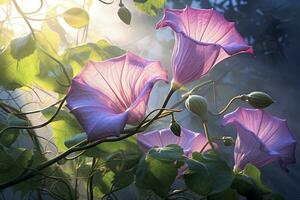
38,46,71,84
15,99,63,115
170,80,214,109
74,164,79,200
135,108,181,131
89,158,96,200
202,121,214,149
0,110,173,190
212,95,242,116
11,0,36,40
0,86,176,190
199,141,209,153
0,96,67,136
142,87,176,129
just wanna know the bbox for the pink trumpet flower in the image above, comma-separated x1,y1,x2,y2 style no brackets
156,7,253,88
137,127,213,157
66,52,168,141
222,107,296,171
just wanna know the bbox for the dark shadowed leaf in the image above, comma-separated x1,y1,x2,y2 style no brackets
10,34,36,60
135,154,178,198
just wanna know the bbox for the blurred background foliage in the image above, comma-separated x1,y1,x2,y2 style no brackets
0,0,299,199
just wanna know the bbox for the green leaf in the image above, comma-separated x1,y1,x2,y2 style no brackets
10,34,36,60
84,136,140,158
35,48,72,94
0,113,28,147
264,193,285,200
36,22,61,54
0,148,32,184
0,46,39,90
134,0,165,16
136,154,178,197
208,188,239,200
184,158,212,195
63,7,89,28
62,40,124,76
78,160,115,198
184,151,233,196
148,144,185,162
118,6,132,25
231,174,263,200
42,107,83,152
113,171,134,189
243,164,271,193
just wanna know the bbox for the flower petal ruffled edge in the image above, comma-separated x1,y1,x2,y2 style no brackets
156,6,253,56
222,107,297,170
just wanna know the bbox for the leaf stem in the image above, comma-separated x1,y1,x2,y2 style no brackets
211,95,242,116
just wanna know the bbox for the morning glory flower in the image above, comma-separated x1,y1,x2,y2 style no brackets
156,7,253,88
222,107,296,171
66,52,168,141
137,127,212,157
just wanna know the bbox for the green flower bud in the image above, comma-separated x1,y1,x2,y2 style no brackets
185,95,208,121
117,6,131,25
222,136,235,146
169,120,181,137
242,91,274,109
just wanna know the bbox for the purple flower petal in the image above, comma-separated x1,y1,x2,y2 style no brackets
66,52,168,141
222,107,297,171
156,7,253,86
137,127,211,157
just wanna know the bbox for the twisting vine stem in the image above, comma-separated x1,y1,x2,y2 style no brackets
0,88,177,190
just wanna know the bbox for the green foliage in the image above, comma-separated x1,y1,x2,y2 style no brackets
0,113,28,147
62,40,124,75
207,188,239,200
232,174,264,200
134,0,165,16
135,145,184,197
243,164,271,193
231,164,274,199
63,7,89,28
43,107,83,152
148,144,185,162
184,151,233,196
10,34,36,60
0,148,32,184
0,45,39,90
136,155,178,198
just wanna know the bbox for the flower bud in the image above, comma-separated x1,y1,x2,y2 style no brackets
242,91,274,109
117,6,131,25
222,136,235,146
169,120,181,137
185,95,208,121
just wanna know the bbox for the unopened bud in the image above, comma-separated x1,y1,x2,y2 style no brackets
222,136,235,146
242,91,274,109
117,6,131,25
185,95,208,121
169,120,181,137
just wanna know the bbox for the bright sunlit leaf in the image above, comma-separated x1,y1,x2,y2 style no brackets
134,0,165,16
63,7,89,28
